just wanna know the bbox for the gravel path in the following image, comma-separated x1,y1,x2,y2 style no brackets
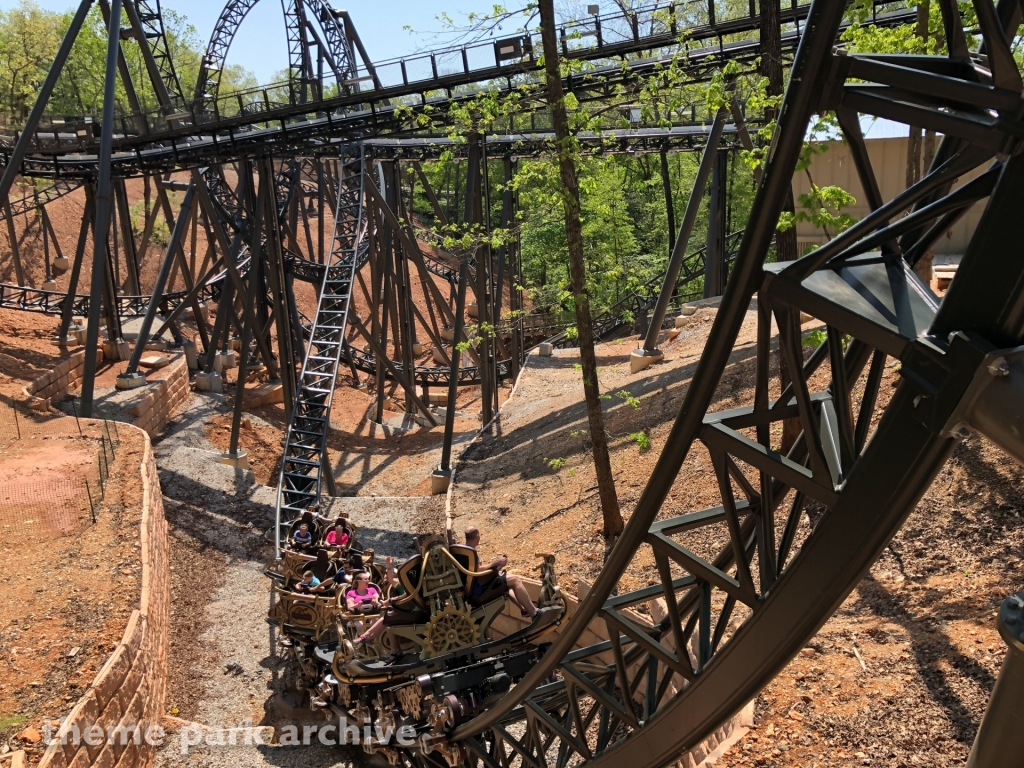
152,391,436,767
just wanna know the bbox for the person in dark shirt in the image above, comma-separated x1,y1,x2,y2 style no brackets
465,526,536,618
291,523,314,552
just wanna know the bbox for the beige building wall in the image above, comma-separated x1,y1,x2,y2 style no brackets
792,136,987,257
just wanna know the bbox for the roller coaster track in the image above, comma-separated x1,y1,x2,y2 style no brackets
9,0,1017,763
5,179,80,217
132,0,189,115
0,3,914,179
194,0,357,114
275,147,366,543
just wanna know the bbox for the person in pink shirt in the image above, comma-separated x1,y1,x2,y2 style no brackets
325,522,350,549
345,572,381,614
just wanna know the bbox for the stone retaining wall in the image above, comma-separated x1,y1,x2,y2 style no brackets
22,348,104,410
37,425,170,768
122,353,190,437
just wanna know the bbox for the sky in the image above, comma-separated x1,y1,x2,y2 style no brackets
0,0,564,84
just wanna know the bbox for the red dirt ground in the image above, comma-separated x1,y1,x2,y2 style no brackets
0,419,145,760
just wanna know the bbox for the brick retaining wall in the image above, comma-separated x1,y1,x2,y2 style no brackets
121,353,190,437
21,348,104,411
37,425,170,768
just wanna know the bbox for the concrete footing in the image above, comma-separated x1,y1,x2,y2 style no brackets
115,371,148,391
144,340,168,351
630,348,664,374
42,279,57,291
411,412,436,428
432,346,449,365
411,341,424,356
218,450,250,470
243,381,284,409
52,256,70,272
433,406,474,421
183,342,199,370
675,315,689,328
440,327,455,341
196,371,223,393
538,342,553,357
103,339,132,361
214,350,236,371
424,390,450,405
430,468,452,495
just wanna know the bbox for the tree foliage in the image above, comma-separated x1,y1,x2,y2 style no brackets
0,0,256,126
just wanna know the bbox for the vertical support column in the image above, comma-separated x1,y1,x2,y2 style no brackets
639,101,729,356
97,0,148,135
660,146,676,255
433,256,470,495
966,592,1024,768
495,155,513,379
225,211,260,470
3,202,25,286
117,180,196,388
81,0,125,419
38,195,51,283
57,186,95,342
317,157,326,264
510,158,524,380
259,158,297,410
391,161,417,413
704,149,728,298
375,218,393,421
473,136,494,424
114,179,141,296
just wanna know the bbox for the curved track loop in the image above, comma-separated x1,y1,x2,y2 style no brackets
421,3,1024,766
194,0,355,113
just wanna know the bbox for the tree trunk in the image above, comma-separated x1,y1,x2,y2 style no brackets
906,127,922,188
539,0,623,538
905,4,930,190
762,0,801,454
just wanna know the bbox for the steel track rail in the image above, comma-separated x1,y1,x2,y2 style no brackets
0,5,914,179
274,147,367,547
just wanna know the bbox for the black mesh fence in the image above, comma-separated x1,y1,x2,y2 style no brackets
0,401,123,539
